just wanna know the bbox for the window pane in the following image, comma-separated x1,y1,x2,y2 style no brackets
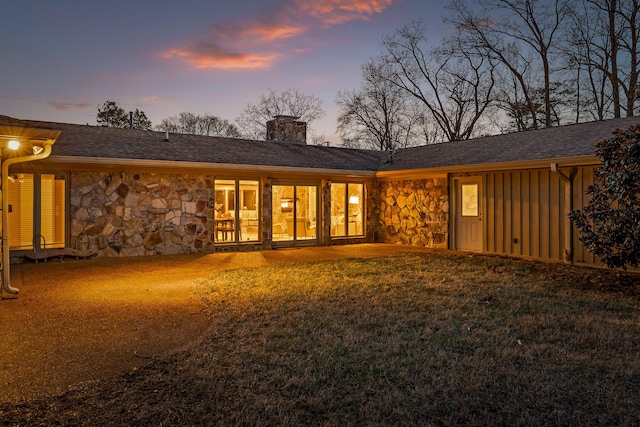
8,174,34,250
296,186,316,240
347,184,364,236
239,180,259,242
214,179,236,242
461,184,478,216
331,183,364,237
331,183,346,237
40,174,66,249
272,185,294,242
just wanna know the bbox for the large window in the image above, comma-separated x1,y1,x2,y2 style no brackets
8,172,66,250
330,183,364,237
214,179,260,243
40,174,66,248
272,183,317,243
7,174,34,250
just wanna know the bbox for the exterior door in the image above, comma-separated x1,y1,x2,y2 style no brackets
455,177,482,252
272,183,318,246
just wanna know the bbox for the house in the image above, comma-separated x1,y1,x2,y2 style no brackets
1,114,638,268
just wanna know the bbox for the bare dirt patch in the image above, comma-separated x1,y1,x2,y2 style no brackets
0,256,211,403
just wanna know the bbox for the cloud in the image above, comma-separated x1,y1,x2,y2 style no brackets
1,95,30,102
215,19,304,42
246,24,303,41
48,101,93,111
162,17,296,69
163,0,399,70
294,0,398,26
141,95,175,104
163,41,280,70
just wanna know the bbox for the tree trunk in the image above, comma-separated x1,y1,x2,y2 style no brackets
609,0,622,117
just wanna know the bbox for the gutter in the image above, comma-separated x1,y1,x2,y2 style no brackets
551,163,578,264
2,142,55,294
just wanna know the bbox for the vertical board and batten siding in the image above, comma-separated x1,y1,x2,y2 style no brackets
478,166,598,265
571,166,598,265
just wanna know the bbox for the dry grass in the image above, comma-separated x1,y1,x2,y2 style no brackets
1,252,639,426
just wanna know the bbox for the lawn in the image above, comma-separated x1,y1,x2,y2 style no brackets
1,252,639,426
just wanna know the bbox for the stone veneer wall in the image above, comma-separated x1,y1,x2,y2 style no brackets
68,172,448,256
375,178,449,248
70,171,216,257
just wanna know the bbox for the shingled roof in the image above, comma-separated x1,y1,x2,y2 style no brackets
1,117,383,173
3,115,638,174
377,116,640,172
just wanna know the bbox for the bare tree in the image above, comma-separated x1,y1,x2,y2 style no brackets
566,2,614,121
608,0,623,117
236,88,325,140
336,59,431,150
618,0,640,116
567,0,640,120
156,112,240,137
197,114,241,137
376,20,495,142
448,0,570,129
568,0,622,119
309,132,331,146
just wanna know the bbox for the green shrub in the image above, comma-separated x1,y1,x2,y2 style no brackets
570,124,640,269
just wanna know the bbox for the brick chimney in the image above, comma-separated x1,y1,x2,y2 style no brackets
266,115,307,144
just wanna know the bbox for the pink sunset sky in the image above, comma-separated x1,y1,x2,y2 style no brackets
1,0,451,144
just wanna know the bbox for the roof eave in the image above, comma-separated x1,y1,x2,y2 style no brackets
41,155,377,177
36,154,601,180
375,155,600,179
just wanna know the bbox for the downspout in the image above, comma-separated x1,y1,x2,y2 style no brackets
551,164,577,264
2,142,54,294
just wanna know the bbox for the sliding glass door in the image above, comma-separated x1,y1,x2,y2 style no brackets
272,183,318,245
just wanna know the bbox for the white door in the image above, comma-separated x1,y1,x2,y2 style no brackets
455,177,483,252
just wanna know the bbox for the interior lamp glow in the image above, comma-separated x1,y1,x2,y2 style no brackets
0,125,60,298
349,195,360,204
